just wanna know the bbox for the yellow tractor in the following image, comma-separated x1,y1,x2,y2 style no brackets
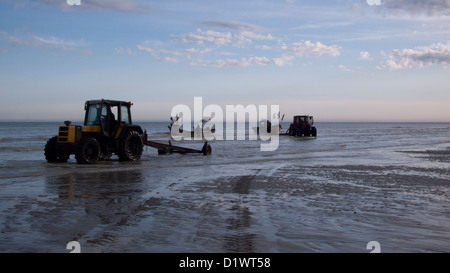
44,99,144,164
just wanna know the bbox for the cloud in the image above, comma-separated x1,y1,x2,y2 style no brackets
176,29,339,56
382,0,450,16
191,56,272,68
5,0,154,14
359,51,373,61
339,64,357,73
114,47,135,55
136,45,177,62
0,30,92,55
174,28,275,48
288,41,341,57
191,55,296,68
273,55,295,67
140,28,341,68
163,57,178,64
382,41,450,70
200,20,266,32
138,42,292,68
32,35,89,47
71,0,154,14
358,0,450,16
136,44,212,63
175,29,233,46
233,31,275,47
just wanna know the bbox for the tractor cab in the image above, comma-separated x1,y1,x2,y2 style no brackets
293,115,314,126
84,99,133,138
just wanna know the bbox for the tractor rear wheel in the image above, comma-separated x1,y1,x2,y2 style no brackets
118,130,143,161
75,137,101,164
45,136,70,163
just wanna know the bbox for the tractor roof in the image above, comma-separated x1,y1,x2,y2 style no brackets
85,99,133,107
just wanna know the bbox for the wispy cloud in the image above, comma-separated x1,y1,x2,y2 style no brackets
199,20,267,32
381,41,450,70
382,0,450,16
189,53,296,68
175,29,233,46
136,44,213,63
114,47,135,55
291,21,354,30
32,35,89,47
0,30,92,55
191,56,273,68
69,0,154,14
233,31,275,48
174,28,276,48
355,0,450,16
339,64,357,73
5,0,154,14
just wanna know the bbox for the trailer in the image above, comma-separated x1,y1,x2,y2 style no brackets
143,130,211,156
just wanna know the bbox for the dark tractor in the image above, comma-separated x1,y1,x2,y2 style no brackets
45,99,144,164
287,115,317,137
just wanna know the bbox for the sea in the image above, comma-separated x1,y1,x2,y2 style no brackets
0,121,449,253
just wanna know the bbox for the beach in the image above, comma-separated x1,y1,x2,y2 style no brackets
1,122,449,252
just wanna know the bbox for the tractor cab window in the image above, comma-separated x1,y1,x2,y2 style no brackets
109,105,119,129
120,105,130,124
109,106,119,123
86,104,101,126
295,116,306,124
101,105,108,123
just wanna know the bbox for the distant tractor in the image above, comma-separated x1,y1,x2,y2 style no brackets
45,99,144,164
287,115,317,137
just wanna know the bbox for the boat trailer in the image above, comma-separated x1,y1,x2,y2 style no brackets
143,130,212,156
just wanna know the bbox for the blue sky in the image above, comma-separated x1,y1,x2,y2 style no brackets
1,0,450,122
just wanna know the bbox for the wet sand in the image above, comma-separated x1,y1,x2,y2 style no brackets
1,122,450,253
1,148,449,253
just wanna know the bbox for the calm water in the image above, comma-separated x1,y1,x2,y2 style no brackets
1,122,450,252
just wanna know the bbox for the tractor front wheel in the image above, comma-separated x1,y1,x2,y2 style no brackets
75,137,101,164
45,136,70,163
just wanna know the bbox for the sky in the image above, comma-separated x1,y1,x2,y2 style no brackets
0,0,450,122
